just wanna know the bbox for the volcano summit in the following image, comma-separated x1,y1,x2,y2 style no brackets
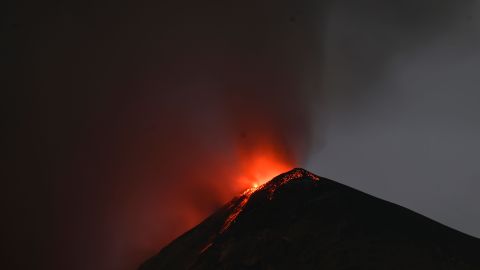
140,168,480,270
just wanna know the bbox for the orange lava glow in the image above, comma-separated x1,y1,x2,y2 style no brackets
197,139,296,254
220,168,319,236
216,147,293,234
220,187,256,233
235,151,292,192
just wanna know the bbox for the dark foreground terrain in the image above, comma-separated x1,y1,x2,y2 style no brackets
140,168,480,270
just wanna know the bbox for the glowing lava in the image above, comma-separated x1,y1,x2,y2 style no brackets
201,168,320,255
221,154,289,233
220,187,256,233
222,168,319,233
235,152,292,192
221,150,293,232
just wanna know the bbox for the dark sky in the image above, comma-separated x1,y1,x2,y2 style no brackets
5,0,479,269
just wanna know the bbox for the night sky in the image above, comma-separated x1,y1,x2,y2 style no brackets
6,1,480,269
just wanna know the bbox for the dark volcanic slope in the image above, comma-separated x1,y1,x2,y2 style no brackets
140,168,480,270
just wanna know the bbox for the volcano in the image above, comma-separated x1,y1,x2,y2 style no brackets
140,168,480,270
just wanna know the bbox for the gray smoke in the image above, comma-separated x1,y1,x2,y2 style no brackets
306,0,480,238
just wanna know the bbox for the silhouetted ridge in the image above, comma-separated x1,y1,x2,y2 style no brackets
140,169,480,270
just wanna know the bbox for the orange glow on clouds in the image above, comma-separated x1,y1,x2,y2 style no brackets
235,149,292,192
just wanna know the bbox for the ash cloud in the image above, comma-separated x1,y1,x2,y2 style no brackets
308,0,480,239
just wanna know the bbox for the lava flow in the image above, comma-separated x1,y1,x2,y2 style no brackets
220,187,257,233
199,169,320,255
221,154,292,232
221,168,319,233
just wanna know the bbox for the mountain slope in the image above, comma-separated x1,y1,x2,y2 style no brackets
140,168,480,270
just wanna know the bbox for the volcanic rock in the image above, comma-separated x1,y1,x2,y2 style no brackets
140,168,480,270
